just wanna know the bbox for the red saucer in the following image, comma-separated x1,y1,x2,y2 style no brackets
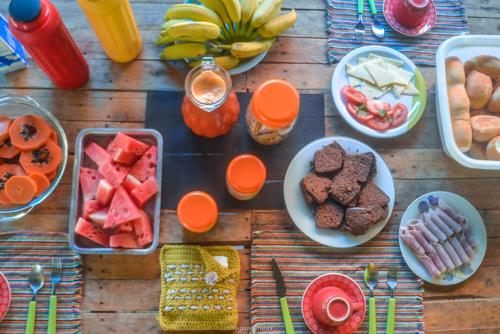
0,272,11,322
383,0,437,36
302,273,366,334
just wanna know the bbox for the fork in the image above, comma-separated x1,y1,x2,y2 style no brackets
386,264,399,334
48,258,62,334
354,0,365,40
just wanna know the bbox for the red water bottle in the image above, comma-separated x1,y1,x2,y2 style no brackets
8,0,89,89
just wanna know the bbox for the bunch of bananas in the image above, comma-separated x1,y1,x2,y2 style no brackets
156,0,297,70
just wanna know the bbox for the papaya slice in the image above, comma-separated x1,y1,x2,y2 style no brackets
45,169,57,181
20,140,62,175
9,115,51,150
49,128,58,144
29,172,50,197
0,164,25,207
0,117,11,142
4,175,37,204
0,138,21,159
0,191,13,207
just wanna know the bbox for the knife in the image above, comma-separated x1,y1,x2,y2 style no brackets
271,258,295,334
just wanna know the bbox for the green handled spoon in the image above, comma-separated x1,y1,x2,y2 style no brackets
364,263,379,334
26,265,44,334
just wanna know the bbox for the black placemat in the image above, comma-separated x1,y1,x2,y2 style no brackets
145,90,325,210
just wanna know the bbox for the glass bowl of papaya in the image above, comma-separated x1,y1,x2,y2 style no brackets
0,95,68,222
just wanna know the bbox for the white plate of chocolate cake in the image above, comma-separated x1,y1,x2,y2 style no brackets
284,136,395,248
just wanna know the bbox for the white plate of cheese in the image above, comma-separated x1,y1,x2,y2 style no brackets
331,46,427,138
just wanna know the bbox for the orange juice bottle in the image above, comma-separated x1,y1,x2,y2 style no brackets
77,0,142,63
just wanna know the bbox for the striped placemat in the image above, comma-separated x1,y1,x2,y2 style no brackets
326,0,469,66
250,222,424,333
0,232,82,334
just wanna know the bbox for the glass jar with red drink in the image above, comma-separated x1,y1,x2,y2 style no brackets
393,0,430,28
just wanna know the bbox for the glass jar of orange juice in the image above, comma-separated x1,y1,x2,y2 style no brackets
226,154,266,201
182,57,240,138
245,80,300,145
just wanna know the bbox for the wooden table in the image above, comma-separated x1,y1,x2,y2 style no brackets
1,0,499,332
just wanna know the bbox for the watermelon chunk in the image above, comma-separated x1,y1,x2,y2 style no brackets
115,221,134,233
130,146,158,182
88,207,108,227
110,133,150,156
79,167,103,201
84,142,110,166
98,160,128,187
110,147,138,165
104,186,141,229
131,177,159,207
122,174,142,193
133,210,154,247
110,232,140,249
75,217,109,247
95,179,115,206
82,200,101,220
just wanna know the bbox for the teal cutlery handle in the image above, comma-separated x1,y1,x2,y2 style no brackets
386,297,396,334
357,0,364,14
25,300,36,334
48,295,57,334
279,297,295,334
369,297,376,334
368,0,377,15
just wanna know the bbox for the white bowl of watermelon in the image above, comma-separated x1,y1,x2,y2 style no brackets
69,128,163,255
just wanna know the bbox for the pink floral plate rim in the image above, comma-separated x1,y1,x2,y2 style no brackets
383,0,437,37
0,272,11,322
301,273,366,334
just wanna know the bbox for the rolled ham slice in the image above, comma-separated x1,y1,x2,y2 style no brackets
450,236,470,263
463,222,476,248
400,227,425,256
417,254,442,278
443,240,463,267
411,220,438,244
458,232,474,257
423,213,447,242
409,225,433,253
429,196,466,225
428,209,454,237
434,243,455,271
435,208,462,233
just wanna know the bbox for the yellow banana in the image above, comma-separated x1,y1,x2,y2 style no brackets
156,34,209,46
240,0,257,24
220,0,241,22
258,9,297,38
161,19,191,31
199,0,231,24
160,43,207,60
190,55,240,70
230,40,274,58
250,0,283,28
166,21,221,40
165,4,223,28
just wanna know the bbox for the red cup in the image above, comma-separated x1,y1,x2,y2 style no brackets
311,287,352,327
393,0,430,28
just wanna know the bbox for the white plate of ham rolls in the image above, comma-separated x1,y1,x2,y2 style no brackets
399,191,487,285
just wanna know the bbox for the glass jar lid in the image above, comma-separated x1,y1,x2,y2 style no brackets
250,80,300,128
177,191,218,233
226,154,266,195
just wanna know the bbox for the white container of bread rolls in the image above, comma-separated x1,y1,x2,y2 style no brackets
436,35,500,169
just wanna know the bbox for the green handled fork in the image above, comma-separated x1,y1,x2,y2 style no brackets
48,258,63,334
386,264,399,334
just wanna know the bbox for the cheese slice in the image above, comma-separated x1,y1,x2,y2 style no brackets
392,84,405,97
365,63,408,87
386,63,414,84
346,62,376,84
402,82,420,96
358,57,369,64
368,53,404,67
359,82,387,99
348,75,364,87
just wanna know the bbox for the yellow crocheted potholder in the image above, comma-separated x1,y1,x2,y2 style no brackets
158,245,240,331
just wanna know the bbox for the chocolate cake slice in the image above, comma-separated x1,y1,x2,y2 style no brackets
301,173,331,204
343,152,375,183
315,201,344,229
344,206,389,235
329,170,361,206
358,181,389,208
313,142,346,174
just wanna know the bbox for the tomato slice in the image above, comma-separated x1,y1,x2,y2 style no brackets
390,103,409,128
347,102,373,123
366,117,391,131
341,85,367,105
366,100,392,117
9,115,51,150
19,140,62,175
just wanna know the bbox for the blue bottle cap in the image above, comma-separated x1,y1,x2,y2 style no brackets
9,0,42,23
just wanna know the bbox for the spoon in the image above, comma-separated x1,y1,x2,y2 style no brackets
26,265,44,334
364,263,379,334
367,0,385,39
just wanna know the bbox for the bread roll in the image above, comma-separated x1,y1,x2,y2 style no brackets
488,85,500,113
470,115,500,142
469,140,487,160
465,70,493,109
448,85,471,120
452,120,472,152
446,57,465,85
486,136,500,160
464,55,500,80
